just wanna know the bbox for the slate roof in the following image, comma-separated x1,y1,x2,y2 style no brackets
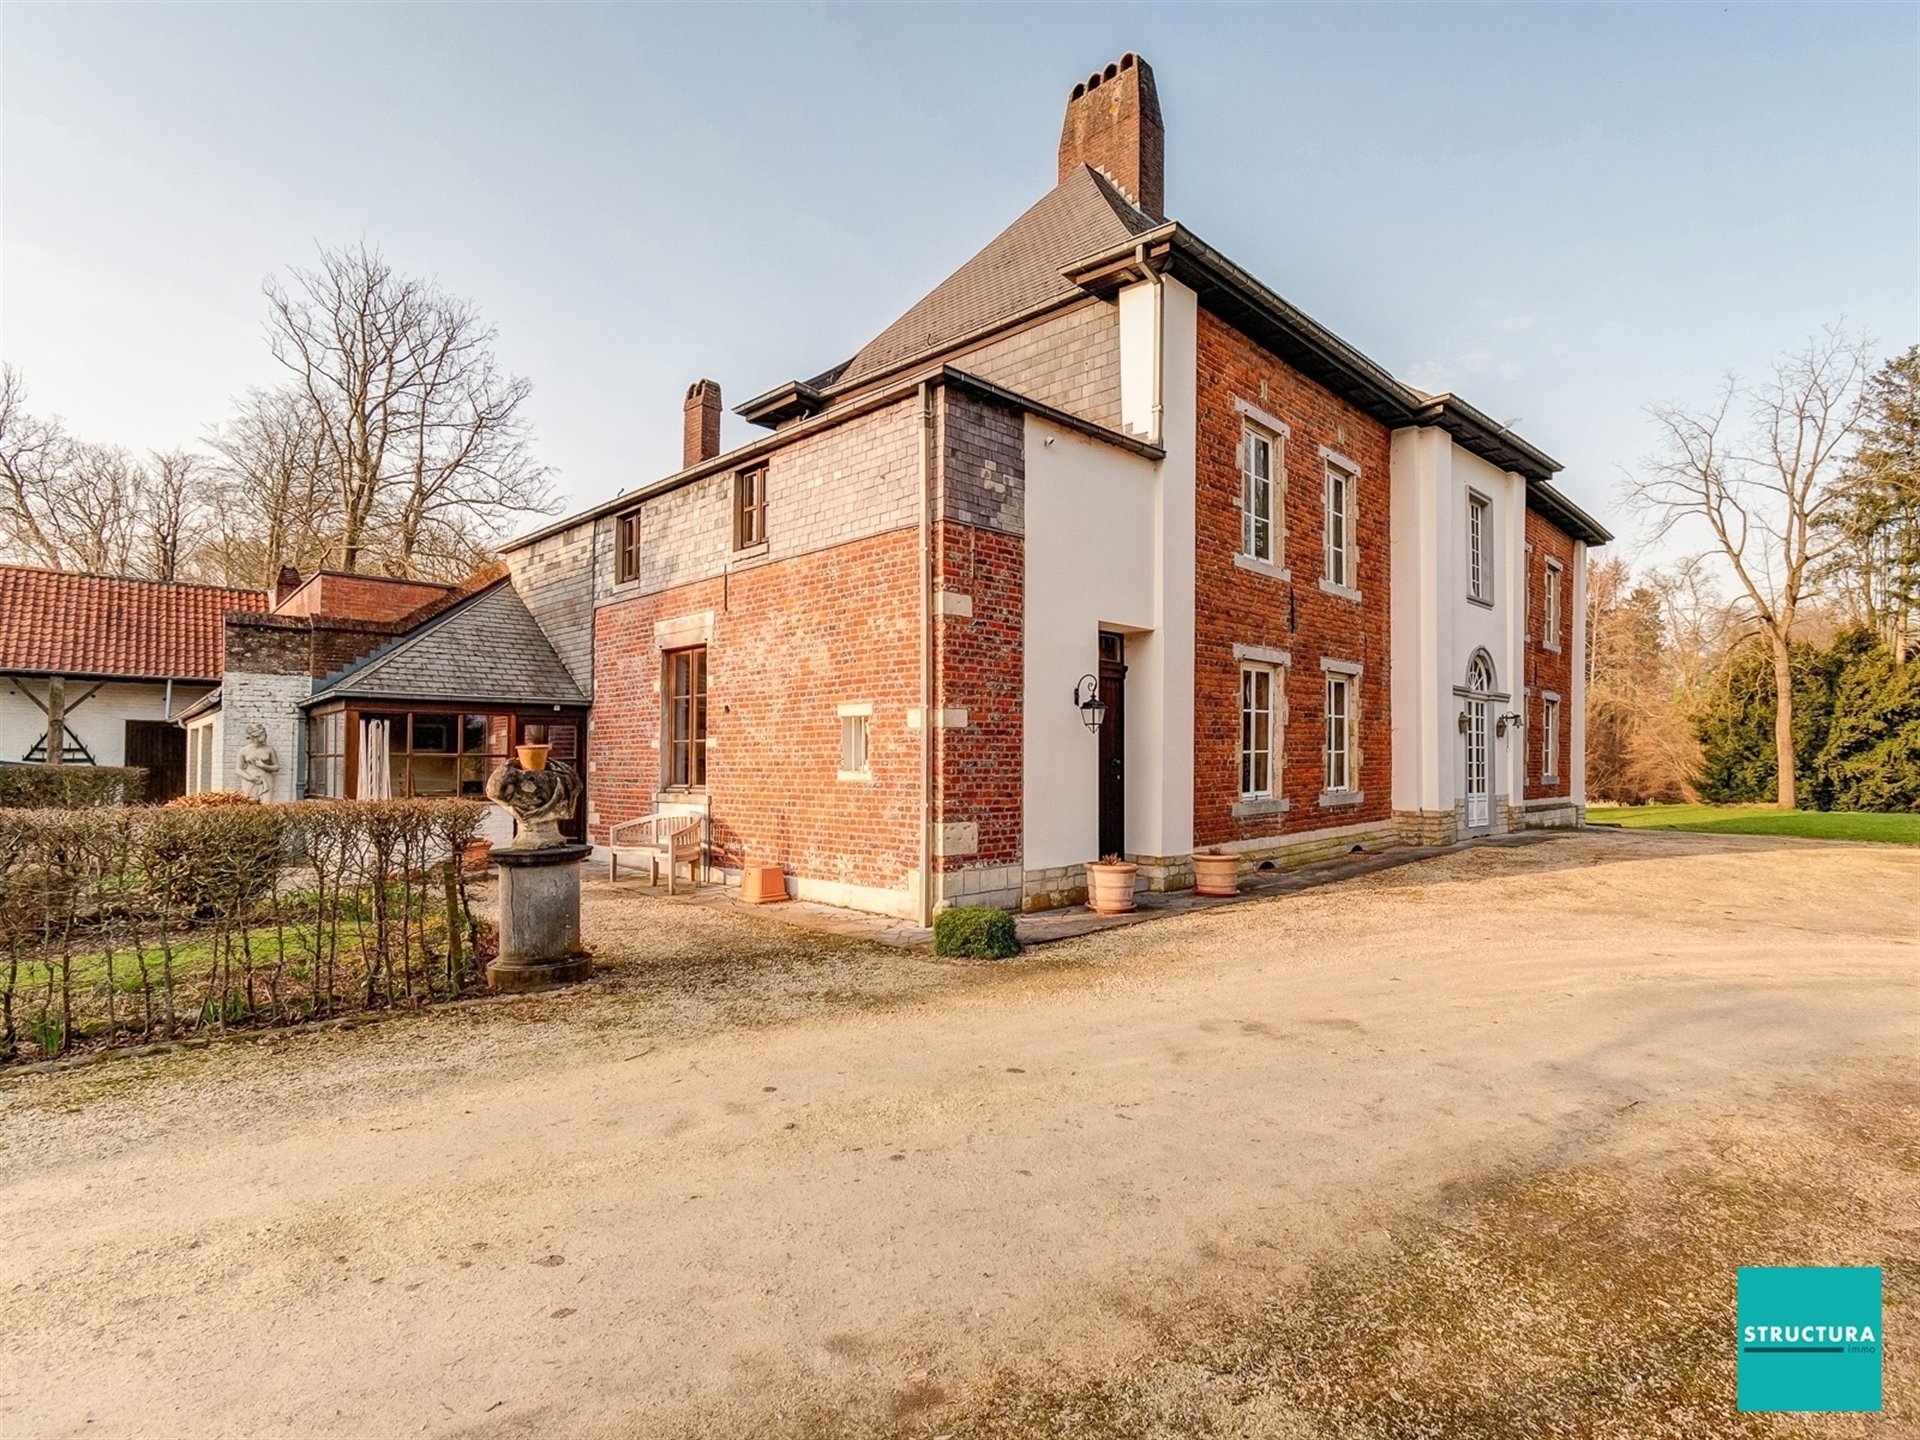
307,581,588,707
832,164,1158,390
0,564,266,682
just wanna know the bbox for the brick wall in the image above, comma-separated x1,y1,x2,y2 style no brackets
590,529,922,892
1523,506,1575,799
1192,309,1394,847
933,389,1027,880
273,573,449,622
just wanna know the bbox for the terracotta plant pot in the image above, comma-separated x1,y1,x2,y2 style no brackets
740,863,788,905
462,839,494,874
515,744,550,772
1085,860,1138,914
1192,850,1240,897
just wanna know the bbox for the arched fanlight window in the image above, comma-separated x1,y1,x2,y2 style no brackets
1465,651,1496,696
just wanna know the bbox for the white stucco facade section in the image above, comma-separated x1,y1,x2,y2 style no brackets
1389,428,1448,813
1022,414,1162,872
1388,432,1533,821
217,671,311,802
0,679,211,767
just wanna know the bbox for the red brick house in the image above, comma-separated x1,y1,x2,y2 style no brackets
502,52,1609,919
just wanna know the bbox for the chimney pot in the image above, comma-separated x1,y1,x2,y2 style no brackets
683,379,722,468
1057,52,1164,222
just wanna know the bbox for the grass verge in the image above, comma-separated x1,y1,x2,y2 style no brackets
1587,804,1920,845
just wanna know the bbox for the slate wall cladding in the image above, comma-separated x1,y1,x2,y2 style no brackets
950,300,1121,432
1523,507,1576,798
1192,308,1394,846
940,387,1026,535
595,398,924,607
590,528,923,892
508,522,597,695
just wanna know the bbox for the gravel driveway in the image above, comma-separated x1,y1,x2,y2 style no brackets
2,831,1914,1438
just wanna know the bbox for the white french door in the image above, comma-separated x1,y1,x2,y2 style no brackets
1464,698,1490,830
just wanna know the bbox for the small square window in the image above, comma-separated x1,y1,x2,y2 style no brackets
838,708,871,778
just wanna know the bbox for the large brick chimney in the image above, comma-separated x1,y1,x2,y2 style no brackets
683,379,722,467
1058,52,1163,222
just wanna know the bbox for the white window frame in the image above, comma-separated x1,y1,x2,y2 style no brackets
837,702,872,782
1319,659,1362,805
1543,559,1563,651
1238,664,1281,801
1320,450,1360,600
1541,693,1561,783
1467,491,1491,604
1239,421,1279,565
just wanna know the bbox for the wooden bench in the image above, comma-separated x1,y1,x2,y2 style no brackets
606,812,705,894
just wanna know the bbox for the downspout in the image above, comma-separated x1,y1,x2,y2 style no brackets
918,379,936,927
1136,242,1165,446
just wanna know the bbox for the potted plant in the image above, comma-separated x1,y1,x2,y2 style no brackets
1085,854,1137,914
1192,850,1240,897
515,743,550,772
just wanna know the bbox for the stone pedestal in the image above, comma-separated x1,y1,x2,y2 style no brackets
488,842,593,991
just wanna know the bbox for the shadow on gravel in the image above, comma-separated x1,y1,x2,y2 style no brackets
852,1080,1917,1440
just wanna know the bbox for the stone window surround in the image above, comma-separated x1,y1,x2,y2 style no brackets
837,701,873,783
1318,445,1361,603
1319,656,1362,808
1234,643,1289,811
1541,689,1562,782
1234,398,1288,570
1543,558,1564,652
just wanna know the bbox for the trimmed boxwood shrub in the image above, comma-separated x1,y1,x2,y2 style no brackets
934,904,1021,960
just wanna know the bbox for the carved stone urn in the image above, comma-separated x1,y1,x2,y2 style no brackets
481,759,591,990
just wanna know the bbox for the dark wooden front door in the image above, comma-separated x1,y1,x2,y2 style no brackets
125,720,186,804
1097,632,1127,858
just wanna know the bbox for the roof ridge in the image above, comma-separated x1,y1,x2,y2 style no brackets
0,561,267,598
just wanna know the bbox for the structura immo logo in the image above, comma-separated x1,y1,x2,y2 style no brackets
1737,1266,1882,1412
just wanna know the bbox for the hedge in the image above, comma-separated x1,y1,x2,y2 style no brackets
0,797,488,1063
0,764,147,809
934,904,1021,960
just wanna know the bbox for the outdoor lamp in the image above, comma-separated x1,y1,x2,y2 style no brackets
1456,710,1470,734
1496,711,1525,736
1074,675,1106,732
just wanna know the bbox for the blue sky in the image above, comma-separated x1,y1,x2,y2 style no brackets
3,3,1914,554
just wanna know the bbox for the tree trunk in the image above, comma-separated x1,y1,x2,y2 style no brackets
44,675,66,766
1770,636,1797,810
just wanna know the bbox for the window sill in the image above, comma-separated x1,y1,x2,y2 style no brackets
1543,641,1562,654
1466,594,1494,610
729,541,771,568
1234,554,1291,583
1231,795,1290,819
1317,788,1365,809
836,770,873,784
1319,579,1362,604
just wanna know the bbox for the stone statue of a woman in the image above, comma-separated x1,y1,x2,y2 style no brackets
235,724,279,801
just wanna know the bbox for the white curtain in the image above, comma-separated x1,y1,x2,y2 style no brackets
357,719,392,799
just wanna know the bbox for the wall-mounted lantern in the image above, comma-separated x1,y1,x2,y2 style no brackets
1496,710,1525,737
1456,710,1470,734
1074,675,1106,733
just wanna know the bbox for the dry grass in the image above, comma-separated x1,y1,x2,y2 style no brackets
873,1082,1917,1440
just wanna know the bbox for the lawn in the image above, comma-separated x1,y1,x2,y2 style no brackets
1588,802,1920,845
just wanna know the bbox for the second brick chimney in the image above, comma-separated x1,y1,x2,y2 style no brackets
1058,52,1164,222
683,379,722,468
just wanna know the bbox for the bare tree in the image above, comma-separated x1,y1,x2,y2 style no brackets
143,449,211,581
205,386,339,588
1632,327,1872,808
262,243,553,578
0,365,75,569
